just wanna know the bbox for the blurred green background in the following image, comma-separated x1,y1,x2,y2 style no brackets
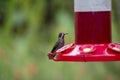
0,0,120,80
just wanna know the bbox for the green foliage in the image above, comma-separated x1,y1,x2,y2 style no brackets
0,0,120,80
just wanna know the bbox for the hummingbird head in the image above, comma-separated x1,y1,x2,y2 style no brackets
58,32,68,39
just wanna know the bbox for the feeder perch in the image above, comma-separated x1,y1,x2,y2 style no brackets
48,0,120,62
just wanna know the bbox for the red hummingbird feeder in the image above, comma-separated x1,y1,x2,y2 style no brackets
48,0,120,62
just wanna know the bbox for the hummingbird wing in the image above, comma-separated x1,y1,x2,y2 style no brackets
51,41,60,53
51,40,64,53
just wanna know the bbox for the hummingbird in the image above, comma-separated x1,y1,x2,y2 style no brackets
51,32,68,57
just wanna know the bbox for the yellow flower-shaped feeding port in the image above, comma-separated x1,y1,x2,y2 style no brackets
83,48,92,53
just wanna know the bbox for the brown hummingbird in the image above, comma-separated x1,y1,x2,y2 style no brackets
51,32,68,57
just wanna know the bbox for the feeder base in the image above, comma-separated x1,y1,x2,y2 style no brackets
48,43,120,62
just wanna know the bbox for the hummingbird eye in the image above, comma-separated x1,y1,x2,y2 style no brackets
58,33,63,37
58,32,67,38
